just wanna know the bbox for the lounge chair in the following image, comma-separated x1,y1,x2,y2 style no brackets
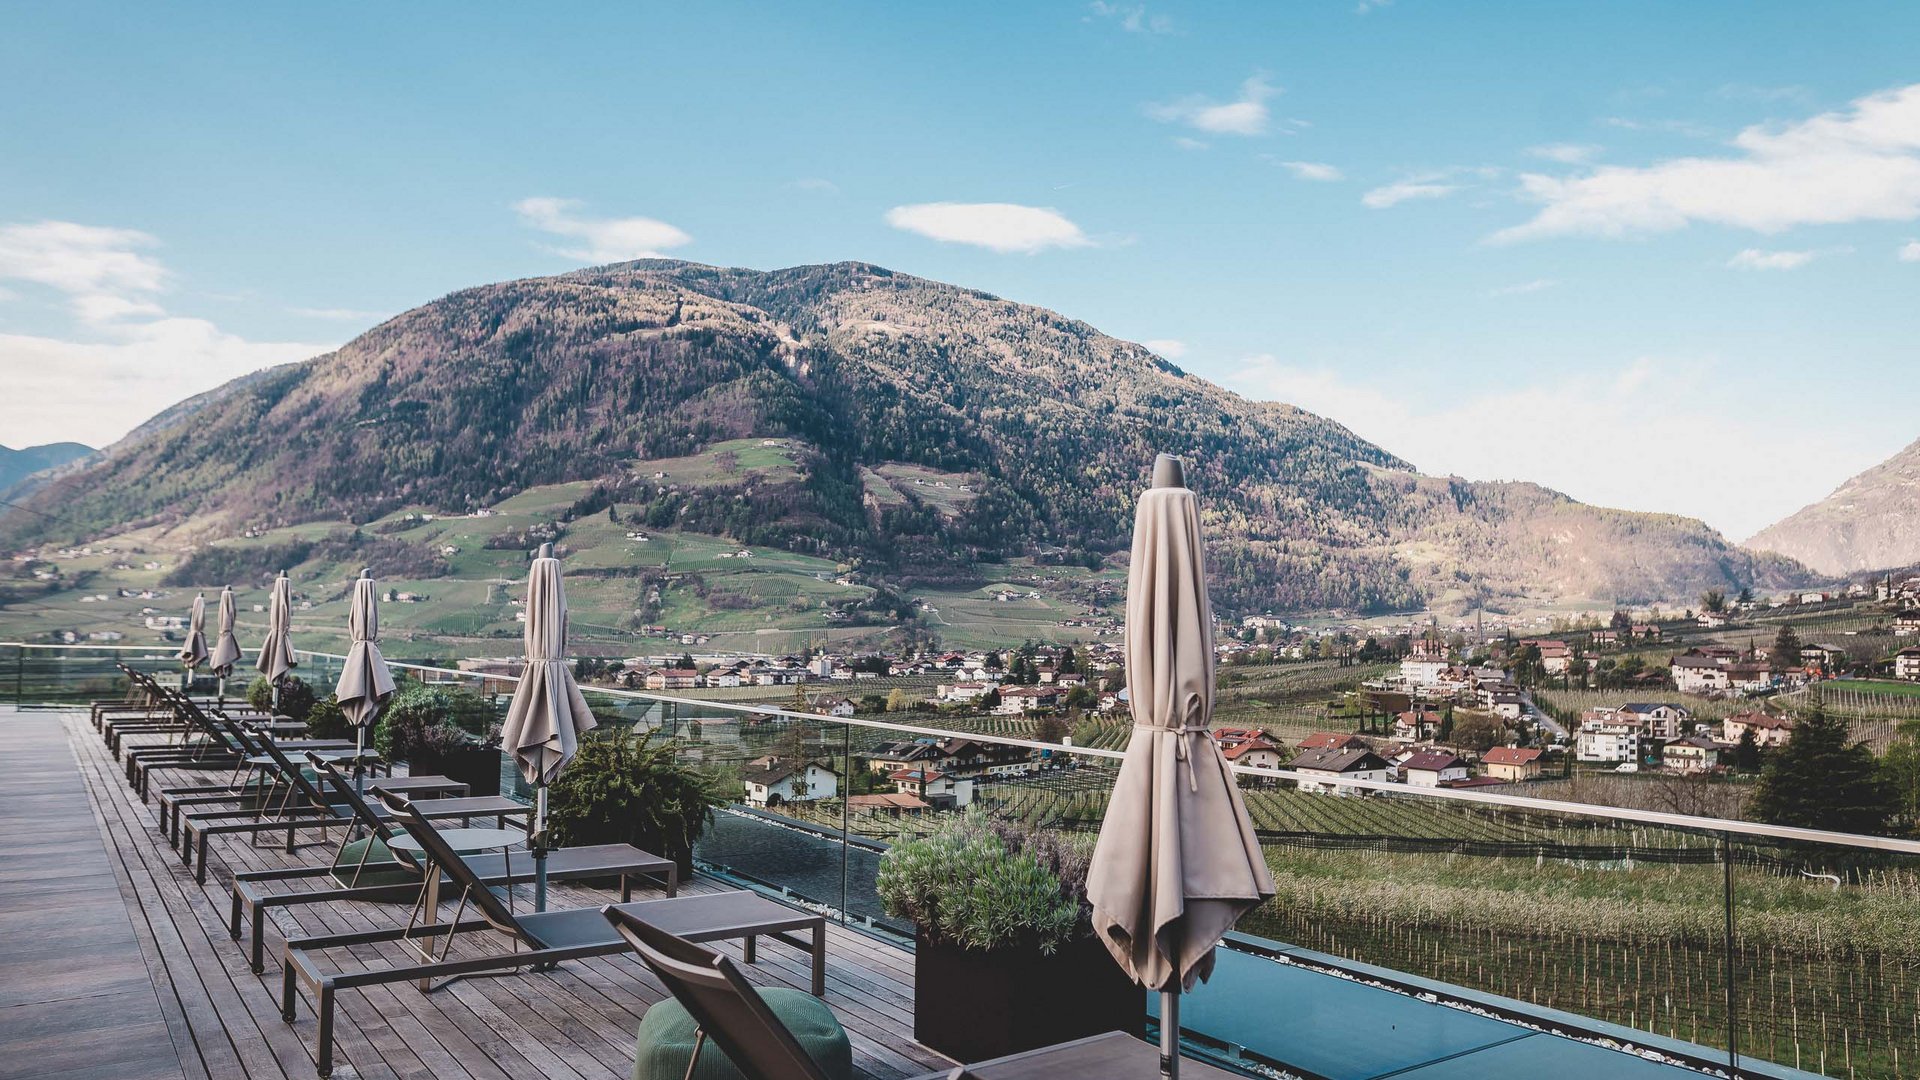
601,903,852,1080
177,726,467,883
228,752,673,972
156,714,375,844
281,790,826,1078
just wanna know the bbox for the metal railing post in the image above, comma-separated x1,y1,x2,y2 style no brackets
840,719,852,925
1722,830,1738,1073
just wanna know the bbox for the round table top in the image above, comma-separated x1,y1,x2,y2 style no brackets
388,827,527,856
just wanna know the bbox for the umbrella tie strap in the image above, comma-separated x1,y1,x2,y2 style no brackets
1138,723,1212,791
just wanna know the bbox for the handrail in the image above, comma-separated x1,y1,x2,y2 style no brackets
15,639,1920,856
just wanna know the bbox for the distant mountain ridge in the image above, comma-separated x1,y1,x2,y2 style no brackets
2,260,1812,613
0,441,94,497
1746,436,1920,575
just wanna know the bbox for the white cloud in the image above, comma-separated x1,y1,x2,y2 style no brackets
1498,83,1920,242
514,197,692,263
0,221,168,324
1148,75,1278,137
1173,136,1210,151
884,202,1090,254
1528,143,1601,165
0,219,334,448
1279,161,1343,182
1899,240,1920,261
1355,0,1392,12
1086,2,1173,34
791,178,840,194
1361,177,1458,208
1220,354,1886,539
1143,338,1188,358
1726,248,1817,271
1488,279,1558,296
0,318,329,449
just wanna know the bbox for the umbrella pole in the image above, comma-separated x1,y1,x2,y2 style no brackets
1160,987,1180,1080
354,726,366,796
534,783,548,912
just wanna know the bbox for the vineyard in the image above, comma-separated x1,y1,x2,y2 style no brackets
786,755,1920,1077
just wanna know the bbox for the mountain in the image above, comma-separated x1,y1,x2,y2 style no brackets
1746,437,1920,576
0,260,1810,614
0,442,94,496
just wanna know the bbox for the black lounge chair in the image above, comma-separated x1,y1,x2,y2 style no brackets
281,790,826,1078
228,752,673,972
156,714,374,844
602,904,851,1080
177,725,467,883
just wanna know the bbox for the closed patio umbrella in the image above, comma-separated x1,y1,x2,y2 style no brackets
208,585,243,702
335,570,395,793
1086,454,1275,1080
499,542,596,910
177,592,209,691
255,572,297,708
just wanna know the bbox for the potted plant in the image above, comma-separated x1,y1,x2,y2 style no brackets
547,728,729,877
876,813,1143,1062
374,683,504,796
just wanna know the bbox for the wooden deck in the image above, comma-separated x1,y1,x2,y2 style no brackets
1,708,954,1080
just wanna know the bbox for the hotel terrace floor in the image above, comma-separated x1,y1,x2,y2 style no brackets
0,707,952,1080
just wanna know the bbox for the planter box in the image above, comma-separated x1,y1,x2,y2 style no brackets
913,930,1143,1062
407,746,501,796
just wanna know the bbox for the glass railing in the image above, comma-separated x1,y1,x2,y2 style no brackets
12,641,1916,1079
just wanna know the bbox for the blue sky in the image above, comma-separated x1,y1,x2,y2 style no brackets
2,2,1917,540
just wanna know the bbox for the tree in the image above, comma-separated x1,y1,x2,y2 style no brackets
1057,646,1078,674
885,688,911,713
1733,728,1762,773
1609,609,1632,631
1034,714,1068,743
1772,624,1803,672
607,505,620,524
1881,721,1920,835
980,687,1003,709
1450,710,1506,753
1701,589,1727,614
1751,709,1899,836
1737,585,1754,607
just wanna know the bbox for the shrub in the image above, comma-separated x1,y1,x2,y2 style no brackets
305,696,350,740
547,728,728,872
246,674,317,722
876,812,1088,955
374,682,497,760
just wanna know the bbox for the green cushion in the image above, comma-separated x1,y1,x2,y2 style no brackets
634,987,850,1080
329,836,419,890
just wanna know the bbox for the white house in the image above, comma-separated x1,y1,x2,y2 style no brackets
1400,642,1450,687
813,694,856,718
1401,750,1470,787
1895,647,1920,682
1722,710,1794,748
1615,702,1694,740
1671,652,1733,694
1290,746,1392,795
1577,723,1640,764
741,757,839,807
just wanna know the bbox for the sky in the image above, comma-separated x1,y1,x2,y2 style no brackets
2,2,1918,541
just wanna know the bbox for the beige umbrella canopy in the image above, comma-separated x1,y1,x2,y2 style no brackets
208,586,243,681
1086,454,1274,1078
255,573,297,688
177,592,209,679
335,570,395,728
499,543,596,910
